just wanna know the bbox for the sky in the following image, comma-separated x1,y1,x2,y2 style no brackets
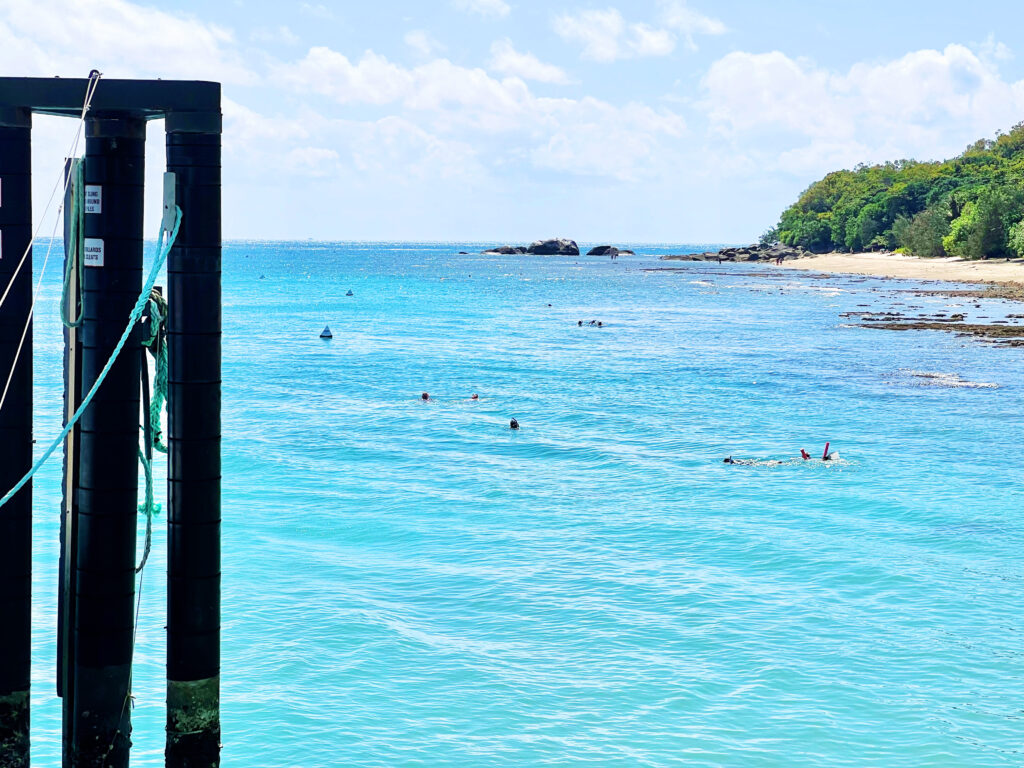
3,0,1024,242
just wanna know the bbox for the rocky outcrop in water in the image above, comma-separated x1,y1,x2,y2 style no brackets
481,245,529,255
482,239,581,256
528,238,579,255
586,245,636,256
662,243,807,262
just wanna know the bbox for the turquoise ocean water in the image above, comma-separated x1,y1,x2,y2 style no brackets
23,241,1024,766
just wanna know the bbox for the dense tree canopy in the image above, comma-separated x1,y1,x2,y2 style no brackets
773,123,1024,259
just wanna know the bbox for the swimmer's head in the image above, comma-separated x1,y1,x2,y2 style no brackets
800,449,810,460
471,394,479,400
509,418,519,430
421,392,429,401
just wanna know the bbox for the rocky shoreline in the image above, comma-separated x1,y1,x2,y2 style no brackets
846,301,1024,347
661,243,808,263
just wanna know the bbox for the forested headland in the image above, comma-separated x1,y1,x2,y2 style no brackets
769,122,1024,259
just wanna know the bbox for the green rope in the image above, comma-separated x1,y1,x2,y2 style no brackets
143,289,169,454
0,206,182,512
135,447,161,573
61,158,85,328
136,289,168,570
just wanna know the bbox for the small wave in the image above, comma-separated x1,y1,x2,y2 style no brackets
897,369,998,389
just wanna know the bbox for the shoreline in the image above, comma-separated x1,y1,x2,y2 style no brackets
778,252,1024,293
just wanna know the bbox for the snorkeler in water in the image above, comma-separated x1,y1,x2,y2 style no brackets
723,456,783,466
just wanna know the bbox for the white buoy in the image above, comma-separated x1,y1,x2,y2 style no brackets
320,325,332,339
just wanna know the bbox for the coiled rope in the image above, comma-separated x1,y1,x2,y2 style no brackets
135,288,170,573
143,289,169,454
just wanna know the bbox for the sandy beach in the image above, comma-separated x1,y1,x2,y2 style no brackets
779,252,1024,286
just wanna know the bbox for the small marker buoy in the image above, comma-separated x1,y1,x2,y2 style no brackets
320,325,332,339
346,290,353,296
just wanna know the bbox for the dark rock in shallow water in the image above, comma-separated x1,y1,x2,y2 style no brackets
586,245,636,256
528,238,579,256
659,242,807,263
481,245,529,255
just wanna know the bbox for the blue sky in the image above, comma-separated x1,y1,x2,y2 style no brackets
3,0,1024,242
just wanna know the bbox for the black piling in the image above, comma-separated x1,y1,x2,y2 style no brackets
0,106,32,768
165,111,222,767
71,116,146,767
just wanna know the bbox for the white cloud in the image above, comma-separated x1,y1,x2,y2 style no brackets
348,117,482,181
223,98,312,145
274,48,531,124
452,0,511,19
276,47,415,105
0,0,257,84
405,30,446,57
300,3,334,20
701,44,1024,175
628,23,675,58
250,25,300,45
531,98,685,180
273,46,686,180
659,0,726,50
554,9,642,62
977,35,1013,63
554,4,723,61
284,146,341,177
489,39,571,84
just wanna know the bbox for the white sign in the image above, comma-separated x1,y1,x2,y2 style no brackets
85,185,102,214
84,238,104,267
161,172,177,233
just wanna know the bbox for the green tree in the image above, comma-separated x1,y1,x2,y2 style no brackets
942,201,979,257
758,225,780,246
893,206,949,258
1008,219,1024,257
943,187,1024,259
